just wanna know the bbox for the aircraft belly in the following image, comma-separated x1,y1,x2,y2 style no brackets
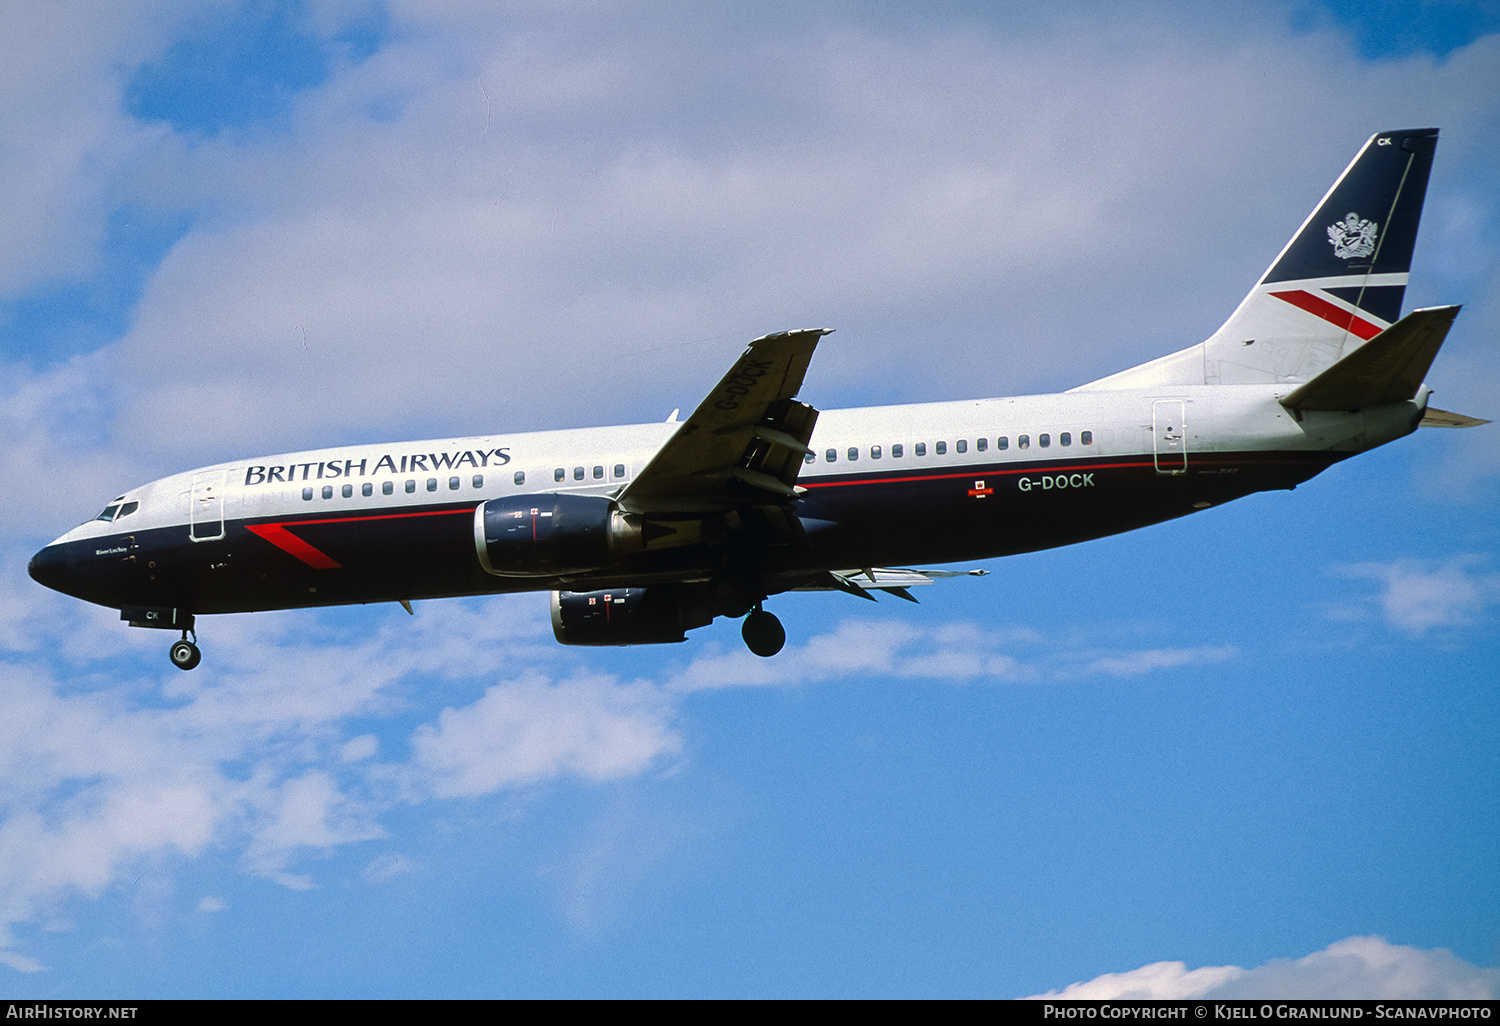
793,449,1339,568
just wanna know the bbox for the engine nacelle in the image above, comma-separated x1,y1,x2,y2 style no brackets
474,494,641,577
551,586,713,646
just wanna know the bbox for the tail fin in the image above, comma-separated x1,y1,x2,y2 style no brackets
1075,129,1439,391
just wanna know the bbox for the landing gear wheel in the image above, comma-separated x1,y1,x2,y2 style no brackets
169,638,201,671
742,608,785,658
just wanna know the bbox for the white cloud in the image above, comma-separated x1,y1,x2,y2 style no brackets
1027,936,1500,999
411,672,680,798
1028,958,1242,1000
0,582,1234,969
1339,557,1500,634
363,853,415,883
340,734,379,762
244,769,385,882
1084,645,1237,677
666,618,1235,691
7,2,1481,468
0,590,594,961
0,2,188,295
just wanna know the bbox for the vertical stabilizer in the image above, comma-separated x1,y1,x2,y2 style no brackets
1075,129,1438,392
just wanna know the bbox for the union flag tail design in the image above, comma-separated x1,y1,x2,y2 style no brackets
1075,129,1439,391
1205,127,1437,384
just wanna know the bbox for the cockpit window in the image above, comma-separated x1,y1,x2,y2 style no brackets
95,505,121,522
117,501,139,518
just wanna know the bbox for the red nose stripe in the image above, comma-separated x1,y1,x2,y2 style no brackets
245,523,343,569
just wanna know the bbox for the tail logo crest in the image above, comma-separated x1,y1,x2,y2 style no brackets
1328,212,1378,260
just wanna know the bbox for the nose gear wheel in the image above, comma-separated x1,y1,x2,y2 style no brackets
169,629,201,671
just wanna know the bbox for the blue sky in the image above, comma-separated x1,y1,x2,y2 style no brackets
1,0,1498,998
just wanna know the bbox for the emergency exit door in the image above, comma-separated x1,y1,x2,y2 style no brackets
1153,400,1187,474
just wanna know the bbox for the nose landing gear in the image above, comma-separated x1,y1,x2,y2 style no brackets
169,630,201,671
741,605,785,658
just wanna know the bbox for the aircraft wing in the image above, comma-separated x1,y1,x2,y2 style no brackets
617,329,829,516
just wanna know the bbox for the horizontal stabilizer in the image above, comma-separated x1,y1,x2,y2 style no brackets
1280,305,1459,413
1420,407,1490,428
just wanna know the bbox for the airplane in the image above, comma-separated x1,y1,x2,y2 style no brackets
28,127,1488,670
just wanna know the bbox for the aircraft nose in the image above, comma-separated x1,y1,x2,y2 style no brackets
28,544,69,593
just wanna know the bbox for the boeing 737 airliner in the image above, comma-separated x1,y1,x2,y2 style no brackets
29,128,1486,669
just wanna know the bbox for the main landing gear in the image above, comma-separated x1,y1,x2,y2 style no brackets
741,605,785,658
169,630,201,671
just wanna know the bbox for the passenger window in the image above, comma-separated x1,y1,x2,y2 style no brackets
342,484,353,498
1039,433,1050,448
997,436,1009,450
382,481,393,495
405,480,416,493
322,485,333,499
804,453,815,464
96,504,121,522
1061,432,1071,446
427,478,438,491
826,449,837,462
573,467,584,481
892,443,903,458
847,447,859,461
554,468,565,482
513,471,525,486
303,488,314,501
1018,435,1030,450
1081,430,1093,445
593,465,604,480
449,476,460,490
915,442,926,456
614,464,625,478
935,441,947,455
956,439,967,454
474,474,485,488
363,483,373,497
976,438,987,452
871,445,882,459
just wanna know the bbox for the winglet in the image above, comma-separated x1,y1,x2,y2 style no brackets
1280,305,1460,413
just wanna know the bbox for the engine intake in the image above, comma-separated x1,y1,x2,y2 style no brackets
474,494,641,577
551,586,713,646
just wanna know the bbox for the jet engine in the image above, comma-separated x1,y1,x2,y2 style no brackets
551,586,714,646
474,494,642,577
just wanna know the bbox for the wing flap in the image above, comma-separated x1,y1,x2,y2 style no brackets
787,567,989,600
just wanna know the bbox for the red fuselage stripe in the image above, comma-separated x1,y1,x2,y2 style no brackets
1269,289,1384,340
802,454,1318,490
